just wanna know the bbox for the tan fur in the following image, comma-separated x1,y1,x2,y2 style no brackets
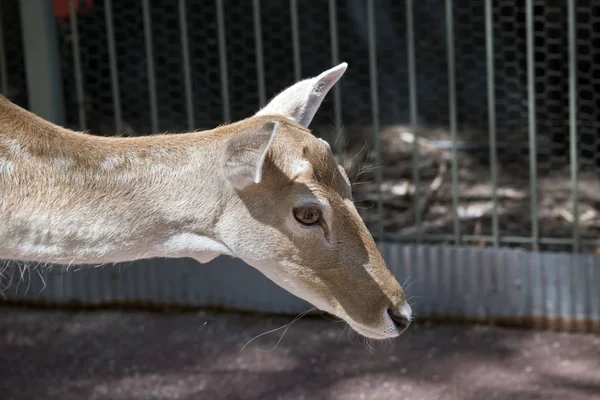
0,64,411,339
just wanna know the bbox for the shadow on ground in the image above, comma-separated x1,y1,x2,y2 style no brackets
0,307,599,400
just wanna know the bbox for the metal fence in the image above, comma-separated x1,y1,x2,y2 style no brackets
2,0,600,330
4,0,599,254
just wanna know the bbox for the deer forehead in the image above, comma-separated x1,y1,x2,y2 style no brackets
286,145,352,200
304,149,352,199
285,162,353,206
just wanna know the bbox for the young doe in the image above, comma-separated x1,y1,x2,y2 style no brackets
0,64,412,339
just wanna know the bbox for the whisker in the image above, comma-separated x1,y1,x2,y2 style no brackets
364,337,375,353
241,308,315,352
256,308,316,352
403,279,418,292
345,142,369,170
332,125,343,146
407,295,421,303
337,324,350,343
354,205,376,210
347,327,358,344
316,310,343,323
24,265,32,295
37,269,47,294
350,162,384,184
350,180,376,186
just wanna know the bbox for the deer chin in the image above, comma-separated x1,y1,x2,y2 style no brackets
289,290,404,340
289,282,407,340
242,259,402,340
321,308,402,340
343,313,402,340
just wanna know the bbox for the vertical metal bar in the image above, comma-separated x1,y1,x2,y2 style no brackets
69,0,87,130
329,0,344,155
526,0,539,252
485,0,499,247
179,0,195,130
367,0,383,241
142,0,159,133
252,0,266,107
446,0,460,244
19,0,65,124
406,0,420,242
568,0,579,253
104,0,122,135
0,1,8,94
290,0,301,82
216,0,230,122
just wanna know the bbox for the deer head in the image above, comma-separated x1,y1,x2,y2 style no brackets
0,64,411,340
217,63,412,339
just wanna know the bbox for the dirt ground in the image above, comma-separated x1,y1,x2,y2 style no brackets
1,307,599,400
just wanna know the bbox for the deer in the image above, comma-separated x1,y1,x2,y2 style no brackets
0,63,412,340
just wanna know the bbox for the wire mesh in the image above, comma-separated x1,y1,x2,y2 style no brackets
0,0,27,109
7,0,600,254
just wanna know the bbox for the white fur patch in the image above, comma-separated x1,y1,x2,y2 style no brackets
51,156,76,170
186,147,204,158
77,242,117,258
401,302,413,320
162,233,231,262
291,159,312,178
100,155,124,170
6,139,27,157
0,156,14,174
19,243,64,258
150,163,167,173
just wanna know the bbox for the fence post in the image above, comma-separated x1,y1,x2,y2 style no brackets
19,0,65,125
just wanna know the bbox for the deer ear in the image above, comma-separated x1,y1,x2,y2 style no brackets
255,63,348,128
222,121,279,190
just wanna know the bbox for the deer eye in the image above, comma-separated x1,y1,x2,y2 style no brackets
293,206,321,225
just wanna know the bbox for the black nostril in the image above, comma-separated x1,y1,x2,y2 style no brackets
388,308,411,332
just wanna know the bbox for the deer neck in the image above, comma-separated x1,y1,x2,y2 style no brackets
0,102,240,265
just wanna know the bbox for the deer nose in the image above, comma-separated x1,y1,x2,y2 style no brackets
388,303,412,333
